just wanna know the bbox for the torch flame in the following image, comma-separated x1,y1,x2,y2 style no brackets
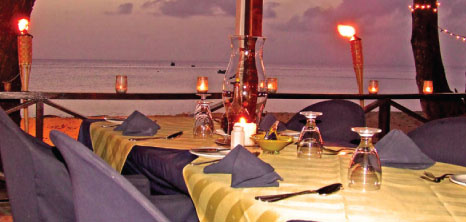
18,19,29,34
338,25,356,40
239,117,247,123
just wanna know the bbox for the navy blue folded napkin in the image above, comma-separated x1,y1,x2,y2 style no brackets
204,145,283,188
258,114,287,132
114,111,160,136
375,130,435,169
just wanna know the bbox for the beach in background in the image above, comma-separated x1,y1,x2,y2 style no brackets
26,59,466,117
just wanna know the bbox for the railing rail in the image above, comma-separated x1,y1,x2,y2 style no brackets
1,91,465,140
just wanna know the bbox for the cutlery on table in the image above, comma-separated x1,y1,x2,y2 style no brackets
322,147,354,155
420,171,453,183
190,148,231,153
128,131,183,141
255,183,343,202
101,124,120,128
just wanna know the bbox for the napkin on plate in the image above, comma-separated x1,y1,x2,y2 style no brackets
375,129,435,169
114,111,160,136
204,145,283,188
259,114,287,132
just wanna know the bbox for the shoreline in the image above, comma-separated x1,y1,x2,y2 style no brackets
21,111,424,146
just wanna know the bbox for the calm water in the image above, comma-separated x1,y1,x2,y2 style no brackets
28,59,465,116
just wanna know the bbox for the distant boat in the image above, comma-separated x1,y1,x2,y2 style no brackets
170,62,175,66
191,65,196,67
217,69,226,74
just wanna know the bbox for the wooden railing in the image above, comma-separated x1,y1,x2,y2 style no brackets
1,91,465,140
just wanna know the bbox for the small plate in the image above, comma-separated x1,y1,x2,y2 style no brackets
190,147,230,159
279,130,300,137
450,174,466,186
104,117,125,125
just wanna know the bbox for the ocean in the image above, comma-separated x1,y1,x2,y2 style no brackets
28,59,465,117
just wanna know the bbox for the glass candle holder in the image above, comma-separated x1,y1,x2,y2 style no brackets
368,80,379,94
423,80,433,94
115,75,128,94
2,82,11,92
267,77,278,93
196,76,208,94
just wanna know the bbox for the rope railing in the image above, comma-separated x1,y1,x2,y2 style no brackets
1,91,465,140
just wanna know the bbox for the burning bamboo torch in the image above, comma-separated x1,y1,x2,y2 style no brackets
17,18,33,133
338,25,364,107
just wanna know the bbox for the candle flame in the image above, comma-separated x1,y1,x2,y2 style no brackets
198,82,207,91
239,117,247,123
338,25,356,40
18,19,29,34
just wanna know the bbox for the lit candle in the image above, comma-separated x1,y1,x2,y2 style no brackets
266,77,278,93
196,76,208,94
423,80,433,94
115,75,128,94
259,80,266,91
368,80,379,94
234,117,257,146
3,82,11,92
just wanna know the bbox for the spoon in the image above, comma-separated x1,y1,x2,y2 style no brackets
255,183,343,202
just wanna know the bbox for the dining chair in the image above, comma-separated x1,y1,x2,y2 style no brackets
407,116,466,167
50,130,198,222
0,108,75,222
286,99,366,147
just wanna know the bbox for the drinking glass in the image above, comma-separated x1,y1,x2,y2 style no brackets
193,100,214,138
348,127,382,191
297,111,324,159
115,75,127,94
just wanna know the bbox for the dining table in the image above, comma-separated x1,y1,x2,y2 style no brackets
79,116,466,222
184,144,466,222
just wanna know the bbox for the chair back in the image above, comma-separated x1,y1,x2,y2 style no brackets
0,108,75,222
50,130,170,222
286,99,365,146
408,116,466,166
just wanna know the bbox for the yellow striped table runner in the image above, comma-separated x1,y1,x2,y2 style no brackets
90,116,222,172
183,145,466,222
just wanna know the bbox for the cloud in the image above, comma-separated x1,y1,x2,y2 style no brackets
141,0,235,17
105,3,133,15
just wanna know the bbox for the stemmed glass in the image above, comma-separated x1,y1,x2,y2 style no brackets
297,111,324,159
193,99,214,138
348,127,382,191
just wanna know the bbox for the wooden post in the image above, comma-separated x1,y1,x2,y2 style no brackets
35,99,44,140
378,99,391,138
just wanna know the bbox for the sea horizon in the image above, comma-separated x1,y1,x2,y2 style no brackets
24,59,465,117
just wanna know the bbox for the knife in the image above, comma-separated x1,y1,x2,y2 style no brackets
128,131,183,141
255,183,343,202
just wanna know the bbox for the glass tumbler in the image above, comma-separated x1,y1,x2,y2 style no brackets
348,127,382,191
193,100,214,138
297,111,324,159
115,75,127,94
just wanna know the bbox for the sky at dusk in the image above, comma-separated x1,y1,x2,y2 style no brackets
29,0,466,67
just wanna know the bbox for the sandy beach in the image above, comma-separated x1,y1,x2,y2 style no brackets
20,111,424,146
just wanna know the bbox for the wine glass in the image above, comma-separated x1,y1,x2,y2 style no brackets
193,100,214,139
348,127,382,191
297,111,324,159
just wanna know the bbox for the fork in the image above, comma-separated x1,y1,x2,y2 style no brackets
420,172,453,183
